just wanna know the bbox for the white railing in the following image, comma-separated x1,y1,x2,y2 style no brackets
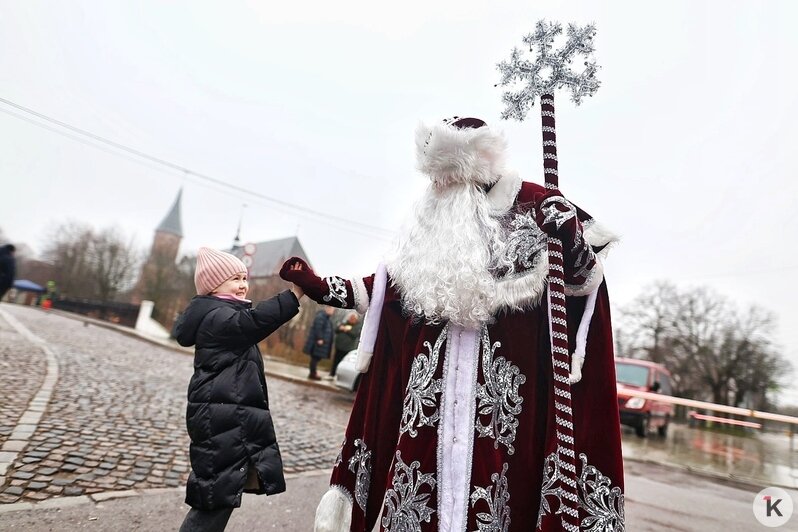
617,386,798,426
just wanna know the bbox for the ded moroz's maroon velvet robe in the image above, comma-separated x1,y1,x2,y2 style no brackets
301,180,624,531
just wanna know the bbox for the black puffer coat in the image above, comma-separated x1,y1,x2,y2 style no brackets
173,291,299,510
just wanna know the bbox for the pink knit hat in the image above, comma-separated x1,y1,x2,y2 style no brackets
194,247,248,295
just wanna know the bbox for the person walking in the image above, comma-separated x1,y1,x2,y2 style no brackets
172,247,304,532
327,312,361,379
303,305,334,380
0,244,16,301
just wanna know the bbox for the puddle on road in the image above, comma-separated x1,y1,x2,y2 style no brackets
621,424,798,488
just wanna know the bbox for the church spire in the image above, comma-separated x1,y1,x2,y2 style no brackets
157,188,183,237
232,204,246,251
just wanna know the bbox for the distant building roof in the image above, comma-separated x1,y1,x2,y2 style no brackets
231,236,310,278
156,189,183,237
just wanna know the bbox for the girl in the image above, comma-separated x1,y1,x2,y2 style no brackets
173,247,303,531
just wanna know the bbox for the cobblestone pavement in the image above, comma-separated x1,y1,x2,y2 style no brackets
0,304,353,505
0,314,45,449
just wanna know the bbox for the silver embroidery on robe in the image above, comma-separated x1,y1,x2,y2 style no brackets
323,276,348,306
577,453,625,532
382,451,437,531
470,462,511,532
347,439,372,511
475,326,526,454
540,196,577,229
334,437,345,468
400,324,447,437
536,452,625,532
536,453,563,529
499,211,547,277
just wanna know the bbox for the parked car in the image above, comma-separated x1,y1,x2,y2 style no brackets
615,357,674,438
334,349,362,392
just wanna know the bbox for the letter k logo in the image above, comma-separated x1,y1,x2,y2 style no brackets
764,495,783,517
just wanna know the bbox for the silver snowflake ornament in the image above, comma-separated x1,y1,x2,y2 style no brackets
497,20,601,121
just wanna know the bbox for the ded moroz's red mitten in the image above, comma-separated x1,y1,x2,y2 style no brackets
534,190,601,293
279,257,355,308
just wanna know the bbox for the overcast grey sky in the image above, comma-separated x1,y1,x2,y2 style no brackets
2,1,797,403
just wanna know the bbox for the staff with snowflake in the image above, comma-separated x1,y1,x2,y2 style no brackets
497,21,623,532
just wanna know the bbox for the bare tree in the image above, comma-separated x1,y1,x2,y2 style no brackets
619,281,679,365
87,227,141,304
42,221,140,303
42,221,95,298
618,282,789,409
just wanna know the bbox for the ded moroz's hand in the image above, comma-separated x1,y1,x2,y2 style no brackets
288,263,305,300
534,190,578,238
279,257,329,301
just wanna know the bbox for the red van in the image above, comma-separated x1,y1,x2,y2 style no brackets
615,358,674,437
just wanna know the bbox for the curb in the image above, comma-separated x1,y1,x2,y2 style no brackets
0,470,329,514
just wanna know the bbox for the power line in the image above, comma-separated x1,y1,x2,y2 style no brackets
0,96,397,240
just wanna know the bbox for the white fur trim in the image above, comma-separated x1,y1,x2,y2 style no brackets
491,254,549,313
416,122,508,187
564,260,604,297
356,263,387,373
573,283,599,360
437,325,479,532
352,277,369,314
314,486,352,532
568,355,585,384
486,171,522,213
355,350,373,373
583,220,619,260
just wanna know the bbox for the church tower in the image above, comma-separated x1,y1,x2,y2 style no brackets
132,189,183,305
150,188,183,263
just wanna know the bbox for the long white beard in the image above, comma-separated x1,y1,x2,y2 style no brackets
388,183,508,329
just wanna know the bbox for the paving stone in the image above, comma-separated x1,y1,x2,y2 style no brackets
0,305,352,504
3,486,24,496
26,451,49,459
0,493,22,503
11,470,35,480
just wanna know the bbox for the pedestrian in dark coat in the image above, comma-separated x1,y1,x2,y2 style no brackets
303,306,334,380
0,244,16,300
328,312,362,378
172,247,304,532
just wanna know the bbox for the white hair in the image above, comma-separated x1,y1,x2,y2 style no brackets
387,182,510,329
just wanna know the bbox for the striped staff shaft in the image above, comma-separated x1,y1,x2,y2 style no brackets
541,93,580,531
541,94,560,190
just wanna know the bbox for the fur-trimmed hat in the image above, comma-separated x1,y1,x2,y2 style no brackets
194,247,247,295
415,116,508,188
